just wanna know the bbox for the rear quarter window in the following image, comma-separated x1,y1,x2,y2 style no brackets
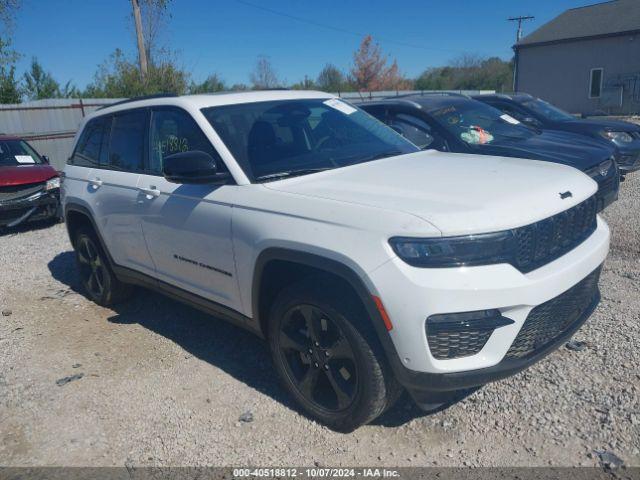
70,116,111,167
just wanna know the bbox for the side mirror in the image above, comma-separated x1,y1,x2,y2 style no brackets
389,125,404,135
162,150,231,185
42,155,50,164
522,117,542,128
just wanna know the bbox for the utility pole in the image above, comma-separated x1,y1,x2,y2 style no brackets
131,0,148,81
508,15,534,42
508,15,534,92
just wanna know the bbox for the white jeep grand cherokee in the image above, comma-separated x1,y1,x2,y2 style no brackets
62,91,609,431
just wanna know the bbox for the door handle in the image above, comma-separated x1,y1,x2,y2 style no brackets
139,186,161,198
89,178,103,189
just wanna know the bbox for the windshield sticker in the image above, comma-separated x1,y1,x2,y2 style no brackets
500,114,520,125
323,98,357,115
461,126,494,145
15,155,35,164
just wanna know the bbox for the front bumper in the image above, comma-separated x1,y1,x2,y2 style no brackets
0,188,60,227
595,174,619,211
617,147,640,174
367,217,610,399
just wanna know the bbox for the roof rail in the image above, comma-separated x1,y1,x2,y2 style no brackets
387,91,470,100
97,93,178,110
476,92,533,99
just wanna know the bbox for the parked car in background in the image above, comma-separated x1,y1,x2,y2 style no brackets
360,93,620,212
62,91,609,431
473,93,640,175
0,135,61,229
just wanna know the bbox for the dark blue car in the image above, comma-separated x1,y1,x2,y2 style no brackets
473,93,640,175
359,93,620,211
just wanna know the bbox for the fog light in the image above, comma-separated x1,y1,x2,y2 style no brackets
426,309,514,360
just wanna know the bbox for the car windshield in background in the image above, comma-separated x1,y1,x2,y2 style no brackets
0,140,44,166
521,99,575,122
201,98,418,181
427,101,536,146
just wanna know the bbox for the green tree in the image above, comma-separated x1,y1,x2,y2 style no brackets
23,58,60,100
415,55,513,92
0,1,21,103
290,75,315,90
0,0,20,28
316,64,345,92
0,64,20,103
229,83,249,91
84,49,189,98
190,73,226,94
0,38,20,103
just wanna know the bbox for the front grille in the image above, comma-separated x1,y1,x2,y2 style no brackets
0,182,44,203
513,196,597,273
0,209,23,223
505,267,601,359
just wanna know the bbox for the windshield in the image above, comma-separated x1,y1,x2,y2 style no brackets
0,139,44,166
426,100,536,146
521,99,574,122
201,98,418,181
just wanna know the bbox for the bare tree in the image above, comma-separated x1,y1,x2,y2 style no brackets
139,0,172,62
130,0,172,81
250,55,280,89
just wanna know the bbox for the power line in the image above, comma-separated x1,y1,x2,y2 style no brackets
234,0,466,55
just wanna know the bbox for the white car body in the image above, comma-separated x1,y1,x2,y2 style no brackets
62,91,609,407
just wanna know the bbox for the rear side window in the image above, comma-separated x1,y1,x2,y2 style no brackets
391,113,435,149
109,110,148,172
149,108,224,176
71,117,110,167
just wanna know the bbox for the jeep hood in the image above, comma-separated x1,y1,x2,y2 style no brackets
263,150,598,236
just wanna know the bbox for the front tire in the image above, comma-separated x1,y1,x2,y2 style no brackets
73,227,132,306
268,277,399,432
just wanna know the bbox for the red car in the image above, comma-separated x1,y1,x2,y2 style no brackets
0,135,61,228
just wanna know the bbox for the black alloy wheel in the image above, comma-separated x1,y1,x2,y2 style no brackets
73,227,133,306
278,304,358,412
76,234,108,300
268,277,400,431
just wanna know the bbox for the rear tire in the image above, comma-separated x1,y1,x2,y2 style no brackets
73,227,133,306
268,276,400,432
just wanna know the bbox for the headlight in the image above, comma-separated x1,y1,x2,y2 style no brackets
600,131,633,143
389,232,516,268
45,177,60,191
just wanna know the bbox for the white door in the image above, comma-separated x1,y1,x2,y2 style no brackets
87,110,155,274
137,107,240,310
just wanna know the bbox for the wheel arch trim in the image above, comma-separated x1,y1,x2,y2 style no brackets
251,247,405,370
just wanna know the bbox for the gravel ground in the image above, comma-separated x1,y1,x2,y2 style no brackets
0,174,638,469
